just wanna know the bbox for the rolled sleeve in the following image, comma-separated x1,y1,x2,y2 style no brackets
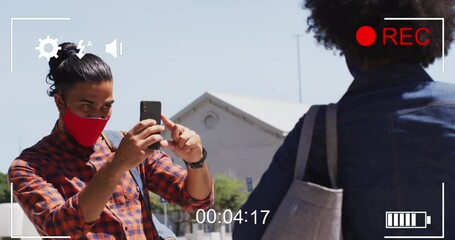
8,159,96,237
181,180,214,211
145,150,214,211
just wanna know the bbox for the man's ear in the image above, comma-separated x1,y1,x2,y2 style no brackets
54,94,65,114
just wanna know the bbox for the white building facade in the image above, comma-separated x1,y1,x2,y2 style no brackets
163,92,309,183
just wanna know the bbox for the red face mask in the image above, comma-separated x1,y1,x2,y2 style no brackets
62,108,109,147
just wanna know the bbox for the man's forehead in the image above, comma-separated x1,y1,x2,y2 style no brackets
67,82,113,102
72,81,112,90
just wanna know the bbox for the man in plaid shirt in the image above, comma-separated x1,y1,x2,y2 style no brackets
8,42,214,239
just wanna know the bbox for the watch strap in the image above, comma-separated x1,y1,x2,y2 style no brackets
186,147,207,169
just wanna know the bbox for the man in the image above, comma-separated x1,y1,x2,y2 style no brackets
234,0,455,239
8,42,214,239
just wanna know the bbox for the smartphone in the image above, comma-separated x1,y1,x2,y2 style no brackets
140,101,162,150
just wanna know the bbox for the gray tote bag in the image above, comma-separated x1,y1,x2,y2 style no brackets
261,104,343,240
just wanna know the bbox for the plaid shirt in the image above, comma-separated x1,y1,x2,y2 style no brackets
8,123,214,239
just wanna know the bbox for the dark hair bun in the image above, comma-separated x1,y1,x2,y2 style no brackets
48,42,79,78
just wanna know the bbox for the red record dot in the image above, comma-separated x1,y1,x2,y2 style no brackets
356,26,376,46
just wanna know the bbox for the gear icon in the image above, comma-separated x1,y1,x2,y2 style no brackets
35,35,61,62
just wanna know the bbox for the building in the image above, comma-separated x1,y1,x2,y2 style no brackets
0,203,39,240
163,92,309,183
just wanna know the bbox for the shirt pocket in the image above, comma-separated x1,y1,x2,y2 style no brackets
121,173,140,201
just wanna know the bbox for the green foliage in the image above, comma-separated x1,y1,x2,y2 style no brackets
149,192,163,213
0,172,11,203
213,174,248,212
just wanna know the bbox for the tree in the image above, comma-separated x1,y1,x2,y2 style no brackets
213,174,248,212
0,172,11,203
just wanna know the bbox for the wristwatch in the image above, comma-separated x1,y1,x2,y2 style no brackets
185,147,207,169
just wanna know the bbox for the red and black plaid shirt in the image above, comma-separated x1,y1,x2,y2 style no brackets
8,123,214,239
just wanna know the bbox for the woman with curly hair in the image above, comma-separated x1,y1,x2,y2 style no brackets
234,1,455,239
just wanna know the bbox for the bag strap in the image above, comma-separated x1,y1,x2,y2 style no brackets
101,130,152,215
101,130,177,239
294,105,320,180
294,104,339,188
326,103,339,188
101,130,122,151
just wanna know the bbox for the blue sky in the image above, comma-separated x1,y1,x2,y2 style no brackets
1,0,454,173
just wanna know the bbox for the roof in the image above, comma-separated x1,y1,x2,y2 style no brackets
171,92,310,138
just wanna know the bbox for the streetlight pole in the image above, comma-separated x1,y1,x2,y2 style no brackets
293,34,304,103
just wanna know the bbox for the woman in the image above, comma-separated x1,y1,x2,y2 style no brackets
234,0,455,239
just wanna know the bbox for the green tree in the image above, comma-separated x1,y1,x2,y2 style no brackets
212,174,249,232
213,174,248,212
0,172,11,203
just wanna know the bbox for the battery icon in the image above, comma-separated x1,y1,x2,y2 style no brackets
385,211,431,229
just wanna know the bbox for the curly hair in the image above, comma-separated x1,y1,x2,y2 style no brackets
303,0,455,67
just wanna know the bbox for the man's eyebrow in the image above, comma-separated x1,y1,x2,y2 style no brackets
76,99,115,104
77,99,95,104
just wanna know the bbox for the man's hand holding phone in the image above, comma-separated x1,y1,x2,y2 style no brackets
107,102,210,202
137,100,203,164
108,101,204,173
111,119,165,173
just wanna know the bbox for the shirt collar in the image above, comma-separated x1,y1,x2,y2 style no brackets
49,121,97,160
346,64,433,94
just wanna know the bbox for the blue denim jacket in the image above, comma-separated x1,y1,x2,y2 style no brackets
233,64,455,239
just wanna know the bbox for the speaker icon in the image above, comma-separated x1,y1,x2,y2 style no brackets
105,39,123,58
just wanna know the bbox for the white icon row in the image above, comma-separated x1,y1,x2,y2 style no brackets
35,35,123,61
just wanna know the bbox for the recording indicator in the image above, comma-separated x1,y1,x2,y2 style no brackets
385,211,431,229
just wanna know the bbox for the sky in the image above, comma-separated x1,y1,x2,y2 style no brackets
1,0,454,173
